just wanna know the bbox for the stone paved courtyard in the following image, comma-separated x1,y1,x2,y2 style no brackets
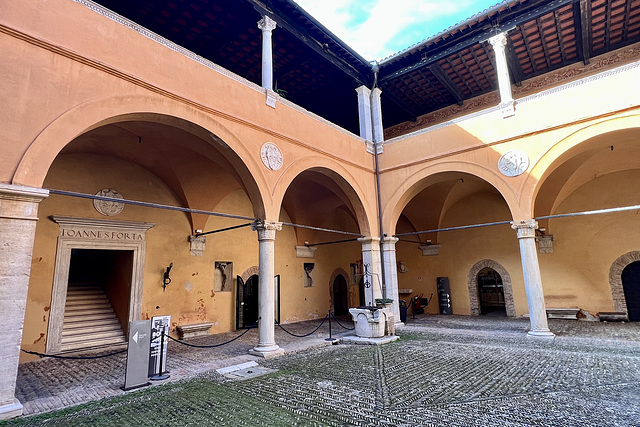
4,315,640,426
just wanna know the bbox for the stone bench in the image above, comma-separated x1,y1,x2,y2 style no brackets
546,308,580,320
176,322,214,339
598,312,628,322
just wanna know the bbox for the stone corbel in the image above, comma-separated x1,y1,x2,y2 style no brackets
189,235,206,256
265,89,278,108
295,245,317,258
536,235,554,254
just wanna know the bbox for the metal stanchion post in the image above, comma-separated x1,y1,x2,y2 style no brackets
325,310,337,342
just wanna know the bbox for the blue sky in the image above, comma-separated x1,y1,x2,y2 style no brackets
293,0,502,61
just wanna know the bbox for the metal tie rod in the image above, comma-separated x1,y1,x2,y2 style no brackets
195,223,254,237
394,204,640,237
48,189,258,222
280,221,363,237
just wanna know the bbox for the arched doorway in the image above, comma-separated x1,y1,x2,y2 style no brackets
622,261,640,321
477,268,506,316
333,274,349,315
237,274,259,329
467,259,516,317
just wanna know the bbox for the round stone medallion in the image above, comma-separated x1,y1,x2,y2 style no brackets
94,188,124,216
260,142,283,171
498,150,530,177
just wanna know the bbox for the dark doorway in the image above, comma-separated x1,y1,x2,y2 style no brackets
622,261,640,321
477,267,506,315
333,274,349,315
62,249,131,351
358,277,365,307
237,274,259,329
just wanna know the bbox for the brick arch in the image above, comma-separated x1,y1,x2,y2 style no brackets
467,259,516,317
240,266,260,283
329,268,350,312
609,251,640,315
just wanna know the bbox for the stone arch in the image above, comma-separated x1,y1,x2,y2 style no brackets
608,251,640,315
240,266,260,283
382,161,521,235
523,114,640,218
13,94,268,218
467,259,516,317
274,157,375,236
329,267,351,312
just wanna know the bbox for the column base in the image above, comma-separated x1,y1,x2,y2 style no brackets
249,345,284,359
527,329,556,339
0,399,23,420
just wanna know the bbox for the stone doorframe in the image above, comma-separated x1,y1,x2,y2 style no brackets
608,251,640,315
240,266,260,283
329,268,350,312
46,216,154,353
467,259,516,317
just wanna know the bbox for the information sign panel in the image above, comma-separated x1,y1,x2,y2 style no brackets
148,315,171,377
123,320,151,391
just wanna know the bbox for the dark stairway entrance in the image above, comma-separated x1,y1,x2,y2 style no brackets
61,249,131,352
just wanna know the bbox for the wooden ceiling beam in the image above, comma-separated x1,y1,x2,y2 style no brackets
427,64,464,106
573,0,592,65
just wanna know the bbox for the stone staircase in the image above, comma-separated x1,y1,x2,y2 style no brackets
61,283,127,352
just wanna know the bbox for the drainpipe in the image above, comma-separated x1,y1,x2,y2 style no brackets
370,61,387,299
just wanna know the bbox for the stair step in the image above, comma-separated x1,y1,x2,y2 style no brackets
62,323,123,336
66,289,105,296
63,317,121,329
61,329,126,344
66,294,108,301
65,303,112,312
63,313,121,323
64,307,114,316
60,336,127,352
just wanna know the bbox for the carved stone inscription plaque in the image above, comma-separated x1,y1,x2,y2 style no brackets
498,150,530,177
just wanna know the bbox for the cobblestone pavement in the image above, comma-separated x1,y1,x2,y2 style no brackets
7,315,640,426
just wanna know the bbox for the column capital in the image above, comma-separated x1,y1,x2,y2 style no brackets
355,85,372,97
0,183,49,203
382,236,399,248
511,220,538,238
257,16,277,33
488,32,508,50
358,236,381,248
252,220,282,241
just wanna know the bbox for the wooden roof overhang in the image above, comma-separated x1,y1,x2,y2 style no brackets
90,0,640,136
378,0,640,129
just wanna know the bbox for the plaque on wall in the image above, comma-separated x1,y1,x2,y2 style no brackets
94,188,125,216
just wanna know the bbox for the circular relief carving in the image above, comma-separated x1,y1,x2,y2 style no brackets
498,150,530,177
260,142,283,171
94,188,124,216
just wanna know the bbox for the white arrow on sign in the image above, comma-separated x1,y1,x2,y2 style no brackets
133,331,139,344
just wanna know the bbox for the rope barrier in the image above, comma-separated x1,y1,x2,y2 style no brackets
165,320,258,348
275,314,329,338
331,312,355,330
21,348,127,360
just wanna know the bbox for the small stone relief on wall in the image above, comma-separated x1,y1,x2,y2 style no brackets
304,263,315,287
94,188,125,216
214,262,233,292
498,150,530,177
260,142,283,171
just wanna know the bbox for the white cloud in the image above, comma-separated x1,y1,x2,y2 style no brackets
292,0,494,60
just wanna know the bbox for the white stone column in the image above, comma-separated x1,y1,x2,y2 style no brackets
355,86,373,141
358,237,383,306
370,87,384,144
0,184,48,420
488,32,515,117
382,237,401,324
257,16,277,91
511,220,555,339
249,220,284,358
